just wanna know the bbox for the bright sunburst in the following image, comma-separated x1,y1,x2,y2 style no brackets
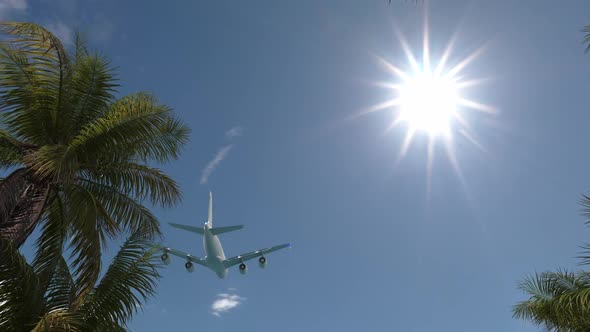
397,71,459,136
362,14,495,189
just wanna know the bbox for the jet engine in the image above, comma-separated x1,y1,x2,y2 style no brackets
258,256,267,269
161,253,171,265
239,263,247,275
185,261,195,273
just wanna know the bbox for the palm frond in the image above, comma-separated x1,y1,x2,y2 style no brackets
74,32,89,61
0,43,54,144
69,93,188,164
23,144,79,183
517,272,556,301
30,308,83,332
61,184,102,309
78,230,160,329
583,25,590,53
580,195,590,224
61,53,117,142
44,257,75,313
0,129,27,168
80,161,181,208
0,22,70,145
514,271,590,331
0,22,69,67
0,238,44,330
32,192,69,292
122,116,190,163
78,178,160,239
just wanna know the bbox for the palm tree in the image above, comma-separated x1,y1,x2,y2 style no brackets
583,25,590,52
513,270,590,331
0,230,161,331
0,22,189,300
513,196,590,331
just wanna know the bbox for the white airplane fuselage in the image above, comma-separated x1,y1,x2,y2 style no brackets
203,222,228,279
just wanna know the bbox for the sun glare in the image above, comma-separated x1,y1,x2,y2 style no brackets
398,72,459,136
359,10,495,190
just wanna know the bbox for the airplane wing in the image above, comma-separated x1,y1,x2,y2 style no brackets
161,246,208,267
223,243,291,268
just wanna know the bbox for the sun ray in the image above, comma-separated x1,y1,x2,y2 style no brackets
434,35,457,76
395,28,421,74
387,114,404,132
445,44,488,78
459,128,486,153
452,111,470,129
375,55,411,81
372,81,404,90
454,78,490,89
350,98,402,120
422,10,431,73
444,138,469,192
426,136,435,194
398,128,416,159
457,98,496,114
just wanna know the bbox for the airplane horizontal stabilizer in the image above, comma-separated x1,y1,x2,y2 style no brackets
169,222,204,235
210,225,244,236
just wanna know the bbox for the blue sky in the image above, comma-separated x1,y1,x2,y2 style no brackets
6,0,590,331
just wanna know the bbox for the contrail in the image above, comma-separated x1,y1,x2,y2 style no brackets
200,144,233,185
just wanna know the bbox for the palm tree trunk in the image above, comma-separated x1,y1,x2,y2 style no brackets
0,168,50,247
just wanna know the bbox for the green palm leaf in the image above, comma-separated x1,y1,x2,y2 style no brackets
78,230,160,329
81,161,182,208
583,25,590,53
0,22,69,145
78,178,160,238
0,238,44,330
70,92,188,163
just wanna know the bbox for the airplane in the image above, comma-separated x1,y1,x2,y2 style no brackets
157,191,291,279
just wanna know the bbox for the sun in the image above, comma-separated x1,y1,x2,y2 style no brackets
359,13,495,190
397,72,459,137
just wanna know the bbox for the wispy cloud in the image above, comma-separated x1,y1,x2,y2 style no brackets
46,21,74,46
225,126,245,139
88,18,115,43
0,0,27,20
211,291,245,317
200,126,245,185
200,145,233,185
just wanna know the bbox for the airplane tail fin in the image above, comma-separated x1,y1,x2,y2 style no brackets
207,191,213,227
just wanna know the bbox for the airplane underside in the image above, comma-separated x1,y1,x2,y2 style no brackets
157,192,289,278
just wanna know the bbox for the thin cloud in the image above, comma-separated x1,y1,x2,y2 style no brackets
225,126,244,139
211,292,245,317
200,126,245,185
0,0,27,20
200,145,233,185
88,18,115,43
46,21,73,46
